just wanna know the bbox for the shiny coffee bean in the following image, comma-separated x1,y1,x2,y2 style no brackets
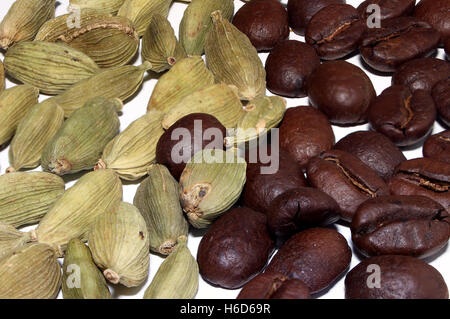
357,0,416,21
368,85,436,147
432,78,450,127
266,228,351,294
334,130,406,181
360,17,440,72
414,0,450,45
306,150,390,222
423,130,450,164
345,255,449,299
352,195,450,258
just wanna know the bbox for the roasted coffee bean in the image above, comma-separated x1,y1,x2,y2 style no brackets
306,150,390,222
345,255,449,299
352,195,450,258
414,0,450,45
334,130,406,181
279,106,335,168
233,0,289,52
357,0,416,22
305,4,365,60
268,187,340,238
360,17,440,73
423,130,450,164
368,85,436,147
197,207,274,289
265,40,320,98
237,272,310,299
392,58,450,93
287,0,345,36
266,228,351,294
156,113,226,180
432,78,450,127
388,158,450,212
308,61,376,126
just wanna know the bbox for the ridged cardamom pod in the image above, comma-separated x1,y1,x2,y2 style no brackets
62,239,111,299
35,9,139,68
0,223,32,260
162,84,245,130
69,0,126,14
205,11,266,101
8,100,64,172
142,14,186,73
0,0,55,49
0,85,39,147
41,97,121,176
33,169,123,256
4,41,99,95
225,96,287,146
48,62,151,117
96,110,165,181
144,236,198,299
0,60,4,92
118,0,172,36
0,172,65,228
89,202,150,287
180,149,247,228
134,164,189,255
180,0,234,56
0,243,61,299
147,56,214,112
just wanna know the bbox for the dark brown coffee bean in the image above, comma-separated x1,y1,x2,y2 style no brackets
232,0,289,52
357,0,416,21
268,187,340,238
360,17,440,73
368,85,436,147
265,40,320,98
414,0,450,45
432,78,450,127
388,158,450,212
305,4,365,60
423,130,450,164
334,130,406,181
306,150,390,222
197,207,274,289
156,113,226,180
352,195,450,258
392,58,450,93
345,255,449,299
279,106,335,168
237,272,311,299
287,0,345,36
308,61,376,126
266,228,352,294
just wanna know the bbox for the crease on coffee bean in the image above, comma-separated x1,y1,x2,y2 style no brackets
438,136,450,143
363,24,424,48
399,172,449,192
315,19,359,44
266,276,287,299
399,95,414,130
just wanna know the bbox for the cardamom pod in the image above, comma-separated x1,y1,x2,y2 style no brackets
8,100,64,172
180,0,234,56
69,0,126,14
147,56,214,112
142,14,186,73
0,0,55,49
118,0,172,36
0,85,39,147
144,236,198,299
205,11,266,101
33,169,123,256
0,223,32,260
4,41,99,95
0,172,65,228
0,59,4,92
48,62,151,116
96,110,165,181
134,164,189,255
35,9,139,68
62,239,111,299
41,97,121,176
180,149,247,228
89,202,150,287
0,243,61,299
162,84,245,130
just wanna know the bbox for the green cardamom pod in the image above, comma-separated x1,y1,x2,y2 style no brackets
69,0,126,14
180,0,234,56
0,60,4,92
89,202,150,287
205,11,266,101
62,239,111,299
41,97,121,176
143,236,198,299
0,223,32,260
134,164,189,255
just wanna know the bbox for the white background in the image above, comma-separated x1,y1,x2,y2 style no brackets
0,0,448,299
